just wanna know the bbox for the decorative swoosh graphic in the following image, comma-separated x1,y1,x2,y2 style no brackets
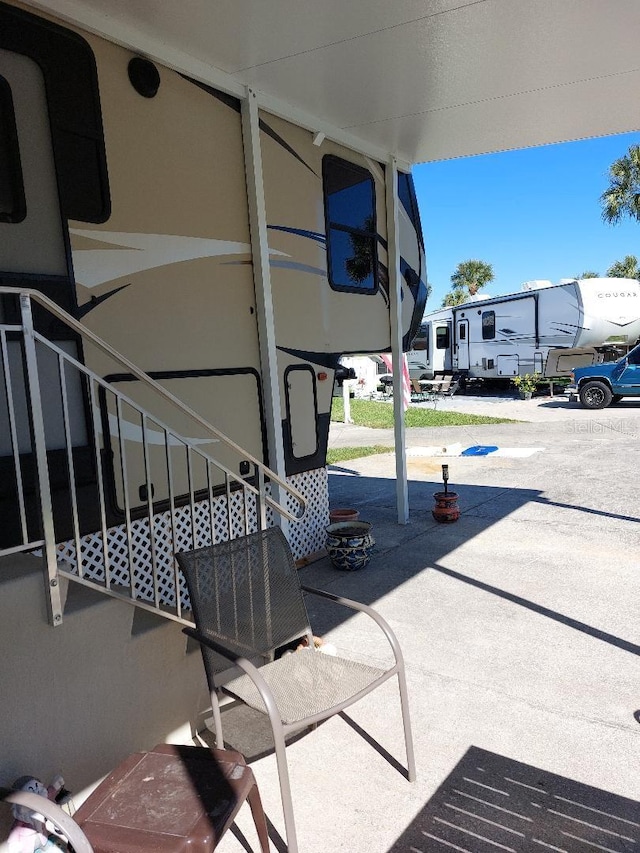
221,259,327,277
267,225,327,245
182,77,318,176
269,260,327,276
75,284,130,318
70,229,288,288
107,413,217,448
276,347,343,370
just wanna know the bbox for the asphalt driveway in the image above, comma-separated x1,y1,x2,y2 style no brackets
213,393,640,853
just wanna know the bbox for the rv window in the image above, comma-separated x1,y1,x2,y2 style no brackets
323,156,378,293
482,310,496,340
436,325,450,349
0,4,111,223
412,323,428,351
0,76,26,223
459,324,466,341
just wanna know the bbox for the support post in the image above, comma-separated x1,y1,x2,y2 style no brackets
20,294,64,625
385,159,409,524
241,88,287,520
342,381,353,424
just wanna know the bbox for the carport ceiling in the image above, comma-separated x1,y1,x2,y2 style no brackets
27,0,640,164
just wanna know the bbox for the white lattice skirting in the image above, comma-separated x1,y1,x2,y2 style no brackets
56,468,329,610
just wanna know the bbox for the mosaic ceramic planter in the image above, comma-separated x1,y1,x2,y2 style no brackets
325,521,375,571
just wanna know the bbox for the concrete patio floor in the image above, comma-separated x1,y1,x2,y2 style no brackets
209,395,640,852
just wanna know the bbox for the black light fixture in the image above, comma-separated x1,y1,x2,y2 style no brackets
128,57,160,98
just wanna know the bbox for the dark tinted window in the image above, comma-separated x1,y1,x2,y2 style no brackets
627,345,640,365
0,76,25,223
459,324,466,341
482,310,496,340
412,323,428,351
436,325,450,349
323,156,377,292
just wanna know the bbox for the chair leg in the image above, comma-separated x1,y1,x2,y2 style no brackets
397,670,416,782
247,782,271,853
272,723,299,853
210,688,224,748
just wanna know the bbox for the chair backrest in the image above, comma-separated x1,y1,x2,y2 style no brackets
432,373,458,396
177,528,311,679
443,375,460,396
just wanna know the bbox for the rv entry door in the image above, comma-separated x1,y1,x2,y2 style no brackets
457,319,470,370
0,48,92,549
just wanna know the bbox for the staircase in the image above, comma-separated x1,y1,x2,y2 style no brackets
0,287,306,626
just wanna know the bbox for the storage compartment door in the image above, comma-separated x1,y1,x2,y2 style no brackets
544,348,599,378
285,367,318,460
497,355,519,377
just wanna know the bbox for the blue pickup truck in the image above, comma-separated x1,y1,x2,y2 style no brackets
567,343,640,408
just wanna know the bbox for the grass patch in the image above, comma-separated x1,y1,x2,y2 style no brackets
331,397,516,428
327,445,392,464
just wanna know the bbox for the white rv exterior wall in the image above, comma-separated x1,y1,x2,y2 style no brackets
577,278,640,346
406,307,452,379
407,278,640,381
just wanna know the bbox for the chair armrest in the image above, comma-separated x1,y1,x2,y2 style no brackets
301,585,406,665
183,627,241,663
3,791,94,853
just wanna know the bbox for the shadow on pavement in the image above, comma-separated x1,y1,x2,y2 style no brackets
387,745,640,852
428,562,640,657
533,495,640,525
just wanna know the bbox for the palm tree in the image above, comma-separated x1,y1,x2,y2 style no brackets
606,254,640,279
441,288,466,307
346,216,376,283
441,259,494,306
600,145,640,225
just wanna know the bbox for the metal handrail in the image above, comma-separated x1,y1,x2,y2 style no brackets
0,287,306,521
0,286,308,626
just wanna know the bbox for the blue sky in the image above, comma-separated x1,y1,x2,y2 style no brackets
412,130,640,311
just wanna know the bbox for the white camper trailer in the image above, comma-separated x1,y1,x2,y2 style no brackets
0,1,427,563
407,278,640,383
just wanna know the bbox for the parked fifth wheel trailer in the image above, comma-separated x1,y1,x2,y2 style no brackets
406,278,640,383
0,0,427,559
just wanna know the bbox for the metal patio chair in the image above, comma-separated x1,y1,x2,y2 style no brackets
177,527,415,853
437,373,460,398
3,790,94,853
410,378,429,402
423,372,460,409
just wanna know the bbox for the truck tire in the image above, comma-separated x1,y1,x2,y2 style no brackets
579,380,612,409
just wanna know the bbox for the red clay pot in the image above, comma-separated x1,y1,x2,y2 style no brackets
329,507,360,524
432,491,460,523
